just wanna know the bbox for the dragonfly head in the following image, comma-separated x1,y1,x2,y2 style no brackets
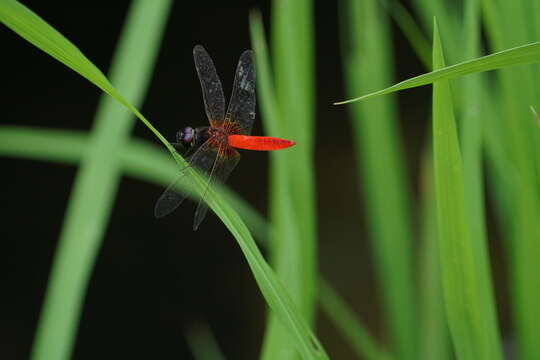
176,126,195,147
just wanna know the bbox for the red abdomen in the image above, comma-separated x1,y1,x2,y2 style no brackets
228,135,296,151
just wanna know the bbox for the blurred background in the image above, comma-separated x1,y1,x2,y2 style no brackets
1,1,438,359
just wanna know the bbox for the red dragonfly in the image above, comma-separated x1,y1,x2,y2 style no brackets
155,45,295,230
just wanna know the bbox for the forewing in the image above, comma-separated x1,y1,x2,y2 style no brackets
193,45,226,126
154,141,217,218
192,149,241,230
226,50,256,135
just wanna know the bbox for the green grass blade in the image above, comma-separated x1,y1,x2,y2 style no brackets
335,40,540,104
269,0,317,316
431,19,502,360
249,11,281,137
21,2,172,359
418,153,451,360
341,1,417,359
481,1,540,358
459,1,503,355
253,2,318,359
0,2,327,358
0,127,88,163
250,10,303,360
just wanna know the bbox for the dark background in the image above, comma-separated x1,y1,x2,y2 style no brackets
0,1,432,359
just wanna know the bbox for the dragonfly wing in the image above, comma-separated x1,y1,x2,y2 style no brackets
193,45,226,126
226,50,256,135
192,149,241,230
154,141,216,218
154,179,187,218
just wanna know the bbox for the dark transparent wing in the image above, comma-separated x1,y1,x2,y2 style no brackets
192,149,241,230
226,50,256,135
193,45,226,126
154,141,218,218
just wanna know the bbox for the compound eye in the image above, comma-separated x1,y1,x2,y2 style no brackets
179,126,194,146
175,131,183,143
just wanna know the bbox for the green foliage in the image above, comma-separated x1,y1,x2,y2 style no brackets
3,0,540,359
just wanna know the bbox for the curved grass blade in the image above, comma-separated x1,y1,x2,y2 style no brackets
335,40,540,105
431,19,502,360
0,2,327,358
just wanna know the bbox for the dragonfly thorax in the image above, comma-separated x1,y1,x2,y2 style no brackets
208,127,229,144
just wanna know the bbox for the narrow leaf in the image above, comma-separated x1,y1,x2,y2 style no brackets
432,19,502,360
341,0,417,358
252,2,319,360
336,41,540,104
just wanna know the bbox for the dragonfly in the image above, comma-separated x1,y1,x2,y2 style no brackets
155,45,295,230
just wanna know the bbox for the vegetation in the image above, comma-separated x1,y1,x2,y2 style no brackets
1,0,540,359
